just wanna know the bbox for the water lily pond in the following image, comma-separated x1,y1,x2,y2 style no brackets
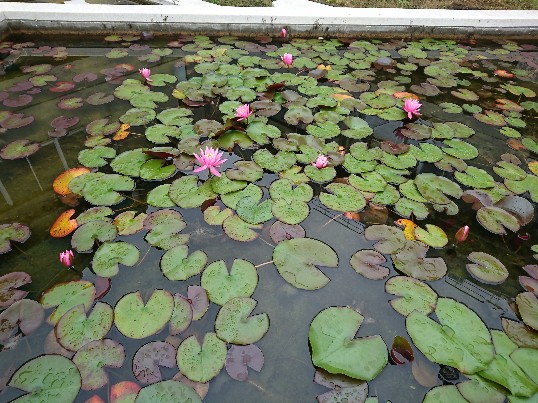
0,33,537,402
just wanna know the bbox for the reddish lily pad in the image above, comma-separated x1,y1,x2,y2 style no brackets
0,223,31,253
225,344,264,381
176,333,227,383
73,339,125,390
502,318,538,349
364,224,406,254
269,221,305,244
0,113,33,129
53,168,91,196
40,280,96,325
466,252,508,285
133,341,177,384
0,299,44,342
188,285,209,321
49,209,79,238
44,330,74,358
349,249,390,280
0,271,31,308
58,96,83,110
56,302,114,351
114,290,174,339
110,381,141,403
0,139,40,160
50,81,75,92
391,335,414,364
8,355,81,401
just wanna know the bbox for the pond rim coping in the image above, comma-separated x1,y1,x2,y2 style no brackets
0,3,537,40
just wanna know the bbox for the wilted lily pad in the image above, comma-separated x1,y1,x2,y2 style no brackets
114,290,174,339
92,241,139,278
0,223,31,253
385,276,438,317
56,302,113,352
406,298,494,374
349,249,389,280
176,333,227,383
40,280,96,325
160,245,207,281
309,306,388,381
133,341,177,384
73,339,125,390
201,259,258,306
466,252,508,285
8,355,81,402
215,297,269,345
0,271,31,308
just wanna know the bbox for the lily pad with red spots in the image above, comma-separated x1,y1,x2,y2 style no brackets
225,344,264,381
133,341,177,384
0,139,40,160
0,271,31,308
114,290,174,339
0,223,31,253
8,355,81,402
73,339,125,390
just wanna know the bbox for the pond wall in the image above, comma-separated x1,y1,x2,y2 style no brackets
0,3,538,40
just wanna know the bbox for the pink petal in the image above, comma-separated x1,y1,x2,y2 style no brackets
193,165,208,173
209,166,221,176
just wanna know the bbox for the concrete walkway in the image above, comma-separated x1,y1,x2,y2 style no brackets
0,1,537,38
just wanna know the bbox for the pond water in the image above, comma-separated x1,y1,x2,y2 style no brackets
0,33,537,402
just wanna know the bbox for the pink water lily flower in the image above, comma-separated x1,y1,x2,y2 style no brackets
403,98,421,120
139,67,152,82
235,104,253,122
280,28,287,38
59,250,74,268
312,154,328,169
193,146,227,177
455,225,469,244
281,53,293,67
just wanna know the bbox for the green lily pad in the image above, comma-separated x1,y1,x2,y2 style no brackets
246,121,281,145
516,292,538,331
364,224,406,254
385,276,438,317
457,375,506,403
40,280,96,325
176,333,226,383
476,206,520,235
113,211,147,235
408,143,444,163
114,290,174,339
145,125,182,144
170,294,193,336
120,108,156,126
144,209,189,250
284,106,314,125
349,172,387,193
160,245,207,281
215,297,269,345
0,223,31,255
73,339,125,390
304,165,337,183
522,138,538,154
0,140,40,160
306,121,341,140
147,184,175,207
56,302,113,352
414,224,448,248
76,207,113,225
157,108,193,126
474,110,506,126
423,385,467,403
8,355,81,402
270,179,313,224
78,146,116,168
253,149,296,173
406,297,494,374
309,306,388,381
150,73,177,86
372,184,401,205
415,173,463,205
511,348,538,386
92,241,140,278
395,197,429,219
455,167,495,189
493,162,527,181
442,139,479,160
131,91,168,109
236,196,273,225
505,175,538,203
225,161,264,182
201,259,258,306
466,252,508,285
342,154,377,174
203,206,233,225
71,220,117,252
69,172,135,206
218,130,254,149
319,183,366,212
211,173,247,195
221,184,263,210
134,380,201,403
139,159,176,181
111,149,151,177
222,215,262,242
169,176,217,208
381,152,417,170
399,180,428,203
273,238,338,290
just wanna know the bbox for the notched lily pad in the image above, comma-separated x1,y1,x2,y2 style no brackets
385,276,438,317
92,241,139,278
466,252,508,285
225,344,264,382
349,249,390,280
0,271,31,308
176,333,227,383
364,224,406,254
215,297,269,345
40,280,96,325
133,341,177,384
144,209,189,250
160,245,207,281
73,339,125,390
0,223,31,254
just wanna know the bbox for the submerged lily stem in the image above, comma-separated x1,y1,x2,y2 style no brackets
119,193,150,206
136,245,152,267
318,213,344,231
11,243,30,256
255,260,273,268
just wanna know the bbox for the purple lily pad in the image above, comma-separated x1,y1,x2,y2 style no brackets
523,265,538,279
21,64,52,75
501,153,522,165
461,190,493,210
95,276,111,300
49,81,76,93
187,285,209,321
133,341,177,384
73,339,125,390
380,140,410,155
0,223,31,254
3,94,33,107
26,87,41,95
494,195,534,226
520,276,538,295
57,96,84,110
225,344,264,381
48,128,67,138
269,221,305,244
1,113,34,129
0,299,44,342
51,115,80,130
0,92,8,102
0,272,31,308
349,249,390,280
86,92,115,105
73,72,98,83
44,330,75,358
7,80,33,92
0,139,40,160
